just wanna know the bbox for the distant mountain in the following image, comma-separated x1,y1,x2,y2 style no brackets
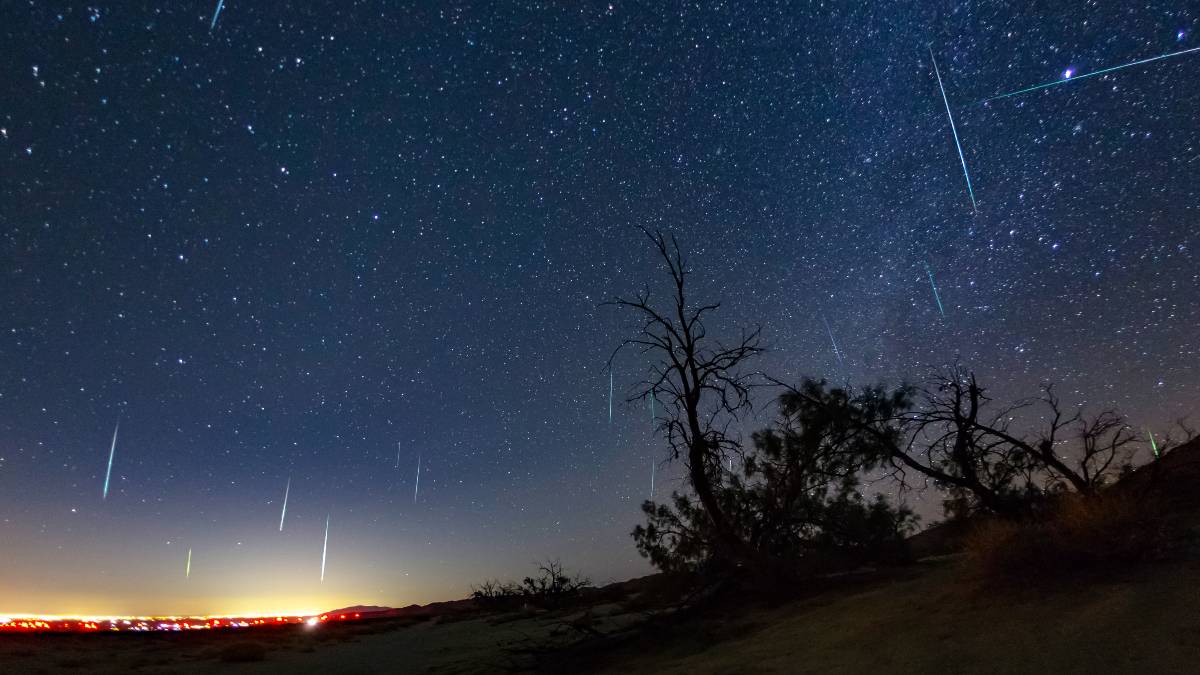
322,605,394,616
321,599,478,621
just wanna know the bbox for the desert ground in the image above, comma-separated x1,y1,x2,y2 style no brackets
5,554,1200,674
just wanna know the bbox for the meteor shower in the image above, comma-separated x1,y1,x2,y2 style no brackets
3,2,1200,673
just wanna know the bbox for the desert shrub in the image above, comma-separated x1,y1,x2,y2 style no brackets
964,492,1170,585
631,391,918,581
471,559,591,609
218,641,267,663
469,578,524,607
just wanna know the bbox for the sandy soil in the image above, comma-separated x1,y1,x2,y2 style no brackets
6,558,1200,674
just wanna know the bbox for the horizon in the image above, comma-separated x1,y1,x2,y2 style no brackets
2,2,1198,617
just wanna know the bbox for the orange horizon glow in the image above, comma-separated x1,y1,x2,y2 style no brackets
0,610,326,622
0,611,372,633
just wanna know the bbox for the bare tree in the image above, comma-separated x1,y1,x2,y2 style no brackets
606,228,765,570
900,370,1149,506
779,367,1178,519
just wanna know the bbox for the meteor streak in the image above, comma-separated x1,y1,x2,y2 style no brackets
1148,430,1160,458
320,514,330,582
929,46,978,213
102,422,119,500
209,0,225,32
608,369,614,425
982,45,1200,103
923,261,946,317
279,477,290,532
186,548,192,579
395,441,401,469
822,315,845,369
413,454,421,504
649,460,655,500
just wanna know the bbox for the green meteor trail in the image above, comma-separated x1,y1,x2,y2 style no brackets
924,261,946,317
981,45,1200,103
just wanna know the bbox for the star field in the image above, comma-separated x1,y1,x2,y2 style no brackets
1,2,1198,614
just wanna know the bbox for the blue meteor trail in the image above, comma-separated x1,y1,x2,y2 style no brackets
929,46,978,213
102,421,119,500
649,460,655,500
320,514,330,582
923,261,946,317
209,0,225,32
279,477,290,531
413,454,421,504
982,45,1200,103
825,314,844,367
608,369,614,424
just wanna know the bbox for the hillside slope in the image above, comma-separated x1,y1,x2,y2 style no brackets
584,557,1200,674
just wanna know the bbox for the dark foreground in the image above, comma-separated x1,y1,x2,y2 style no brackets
4,556,1200,674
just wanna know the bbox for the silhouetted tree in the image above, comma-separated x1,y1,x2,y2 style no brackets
632,386,916,577
471,559,591,609
778,367,1183,519
607,228,765,572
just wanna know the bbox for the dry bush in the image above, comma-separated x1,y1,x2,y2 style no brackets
964,492,1171,585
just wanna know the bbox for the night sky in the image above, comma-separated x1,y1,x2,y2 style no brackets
2,2,1198,616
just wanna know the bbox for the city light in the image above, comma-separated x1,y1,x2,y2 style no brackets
0,611,346,633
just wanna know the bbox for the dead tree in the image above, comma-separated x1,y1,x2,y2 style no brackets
606,228,765,571
901,370,1148,505
780,367,1167,518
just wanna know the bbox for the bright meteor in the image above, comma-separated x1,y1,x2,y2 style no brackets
185,548,192,579
279,477,290,532
320,514,330,582
209,0,225,32
825,314,844,367
649,460,655,500
102,421,119,500
929,46,978,213
981,44,1200,103
923,261,946,317
413,454,421,504
608,369,614,425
